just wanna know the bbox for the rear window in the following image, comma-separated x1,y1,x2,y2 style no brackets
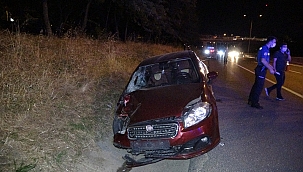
126,58,200,93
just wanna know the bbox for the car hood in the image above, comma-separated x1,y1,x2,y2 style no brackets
123,83,203,125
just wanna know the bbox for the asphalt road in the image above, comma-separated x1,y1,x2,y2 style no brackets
128,56,303,172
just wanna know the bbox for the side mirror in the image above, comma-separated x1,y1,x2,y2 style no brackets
207,71,218,81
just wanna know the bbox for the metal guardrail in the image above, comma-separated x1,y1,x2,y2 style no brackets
292,57,303,65
242,54,302,65
200,37,267,42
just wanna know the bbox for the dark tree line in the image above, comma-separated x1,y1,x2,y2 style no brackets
0,0,201,45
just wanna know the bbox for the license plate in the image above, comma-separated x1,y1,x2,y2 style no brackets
130,140,170,151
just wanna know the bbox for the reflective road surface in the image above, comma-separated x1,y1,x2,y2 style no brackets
129,55,303,172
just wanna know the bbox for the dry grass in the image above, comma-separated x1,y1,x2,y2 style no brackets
0,30,181,171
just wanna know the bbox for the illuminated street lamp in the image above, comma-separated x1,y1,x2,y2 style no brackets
244,14,262,53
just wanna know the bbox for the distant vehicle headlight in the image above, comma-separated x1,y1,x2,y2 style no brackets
217,50,225,56
228,51,239,57
204,49,210,54
183,98,212,128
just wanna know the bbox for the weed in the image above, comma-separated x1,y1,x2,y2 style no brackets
0,30,181,171
55,150,67,164
14,160,36,172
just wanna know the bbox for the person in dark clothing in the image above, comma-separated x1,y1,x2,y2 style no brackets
248,36,277,109
265,43,291,100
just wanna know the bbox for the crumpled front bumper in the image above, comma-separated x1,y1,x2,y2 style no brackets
114,134,219,167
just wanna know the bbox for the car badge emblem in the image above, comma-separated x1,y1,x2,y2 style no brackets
146,125,153,132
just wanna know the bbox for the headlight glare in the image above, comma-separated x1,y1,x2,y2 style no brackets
217,50,225,56
228,51,239,57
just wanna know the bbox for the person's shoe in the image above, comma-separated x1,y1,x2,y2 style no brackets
264,88,269,96
276,97,285,101
251,103,263,109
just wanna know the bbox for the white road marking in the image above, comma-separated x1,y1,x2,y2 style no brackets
288,70,301,74
236,64,303,99
254,61,302,73
290,63,303,68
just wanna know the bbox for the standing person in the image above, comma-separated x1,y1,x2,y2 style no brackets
248,36,277,109
265,43,291,100
224,46,228,65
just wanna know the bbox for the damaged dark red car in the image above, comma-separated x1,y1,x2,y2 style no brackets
113,50,220,167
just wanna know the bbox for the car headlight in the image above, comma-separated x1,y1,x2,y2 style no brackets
228,51,239,57
204,49,210,54
182,98,212,128
217,50,225,56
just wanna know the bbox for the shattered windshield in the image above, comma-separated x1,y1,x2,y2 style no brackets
126,58,200,93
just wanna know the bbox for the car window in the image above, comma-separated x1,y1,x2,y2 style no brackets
125,58,200,93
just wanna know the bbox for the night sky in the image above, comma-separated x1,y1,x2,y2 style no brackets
197,0,303,39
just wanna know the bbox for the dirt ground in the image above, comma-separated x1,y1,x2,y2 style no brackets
73,136,193,172
74,135,129,172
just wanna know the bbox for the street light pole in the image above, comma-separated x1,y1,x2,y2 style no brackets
248,20,253,53
244,14,262,54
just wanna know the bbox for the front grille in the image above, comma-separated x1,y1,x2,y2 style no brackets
127,123,178,140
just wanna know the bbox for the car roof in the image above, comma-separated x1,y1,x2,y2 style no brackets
138,50,199,67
